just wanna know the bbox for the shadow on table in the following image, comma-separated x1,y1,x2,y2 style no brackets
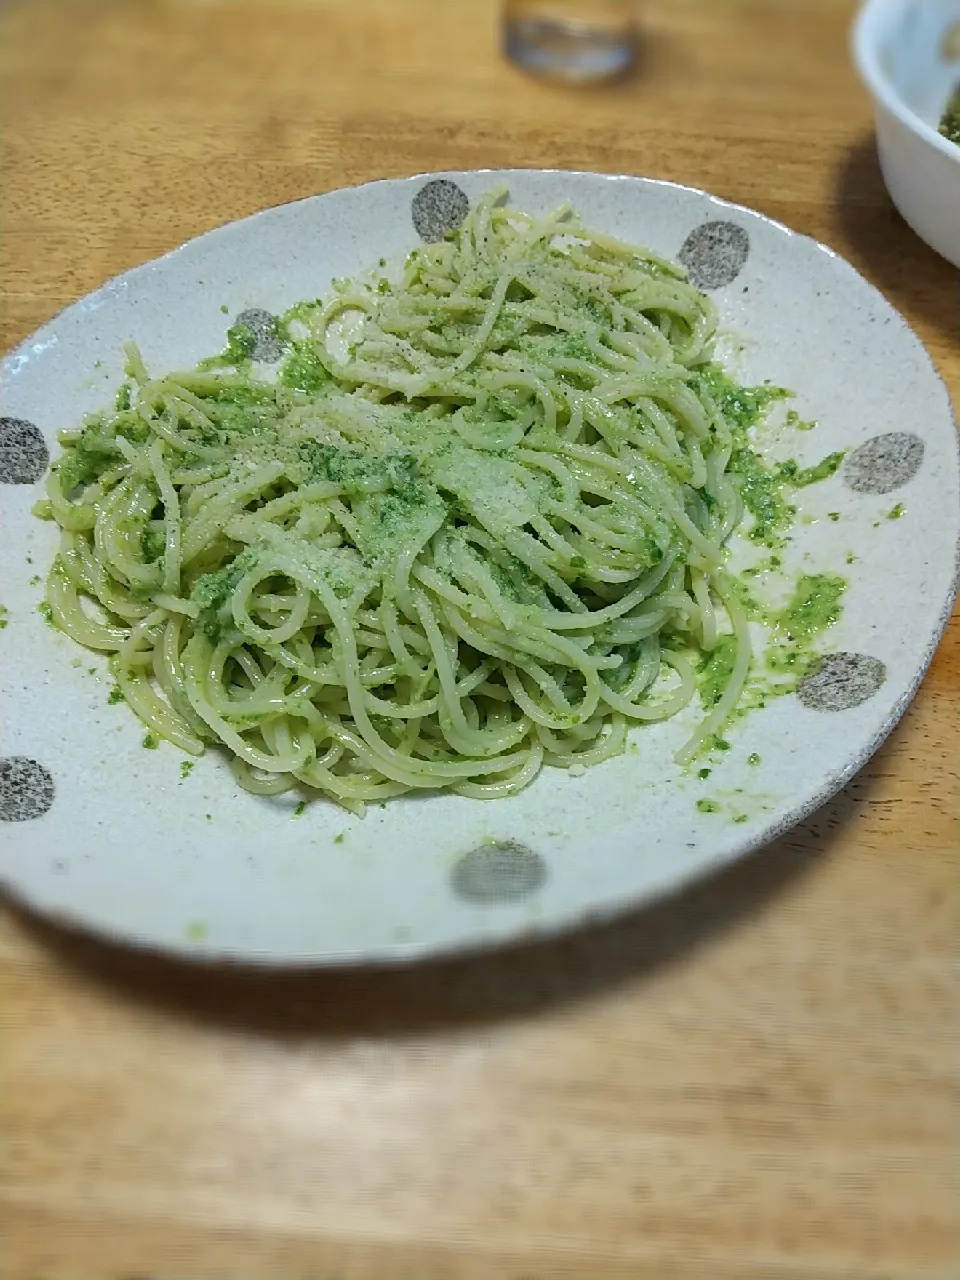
834,136,959,350
6,763,881,1037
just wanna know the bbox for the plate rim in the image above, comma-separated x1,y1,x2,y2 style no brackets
2,169,958,968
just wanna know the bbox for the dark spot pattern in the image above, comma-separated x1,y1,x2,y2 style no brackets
678,222,750,290
412,180,470,243
797,653,886,712
451,840,546,904
844,433,925,494
235,309,284,363
0,418,49,484
0,757,55,821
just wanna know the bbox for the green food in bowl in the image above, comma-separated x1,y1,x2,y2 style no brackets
940,81,960,146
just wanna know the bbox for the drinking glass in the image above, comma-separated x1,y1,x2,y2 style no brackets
502,0,638,83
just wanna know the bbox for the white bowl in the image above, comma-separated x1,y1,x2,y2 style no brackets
853,0,960,268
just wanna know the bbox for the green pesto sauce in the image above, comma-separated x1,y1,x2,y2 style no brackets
333,832,345,844
790,450,846,488
141,527,166,564
279,343,330,394
764,646,811,679
940,82,960,146
0,604,8,630
728,448,796,545
180,760,195,780
697,767,712,780
199,320,261,370
697,365,789,431
775,573,846,645
142,733,159,750
700,574,848,736
108,687,125,705
54,422,124,494
887,503,905,520
224,321,257,363
731,450,842,546
696,798,719,814
191,547,260,643
37,600,56,628
748,752,761,766
786,409,817,432
726,575,768,622
293,800,307,817
697,364,845,548
698,634,737,708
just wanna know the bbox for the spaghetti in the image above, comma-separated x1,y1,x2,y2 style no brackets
38,189,806,810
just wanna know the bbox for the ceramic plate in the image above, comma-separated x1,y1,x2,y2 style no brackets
1,171,957,964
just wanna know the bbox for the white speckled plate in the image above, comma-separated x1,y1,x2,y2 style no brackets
1,171,958,964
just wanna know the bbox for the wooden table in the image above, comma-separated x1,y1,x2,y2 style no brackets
2,2,958,1276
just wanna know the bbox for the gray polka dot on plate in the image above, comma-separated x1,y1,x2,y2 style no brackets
678,222,750,290
234,309,284,363
0,418,49,485
844,432,925,494
797,653,886,712
451,840,546,905
412,180,470,243
0,757,55,822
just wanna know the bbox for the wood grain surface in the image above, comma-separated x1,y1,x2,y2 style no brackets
1,1,958,1277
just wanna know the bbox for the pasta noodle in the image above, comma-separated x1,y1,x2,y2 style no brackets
38,189,803,812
